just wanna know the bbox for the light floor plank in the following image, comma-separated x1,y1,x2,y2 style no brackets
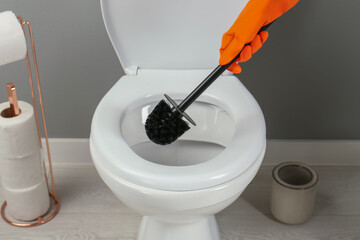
0,165,359,239
0,213,359,240
218,214,360,240
0,213,140,240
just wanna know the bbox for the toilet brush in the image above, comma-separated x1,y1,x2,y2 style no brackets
145,22,274,145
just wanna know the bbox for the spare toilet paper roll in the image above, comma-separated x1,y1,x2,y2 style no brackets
0,149,44,189
3,179,50,221
0,101,40,159
0,101,50,221
0,11,27,66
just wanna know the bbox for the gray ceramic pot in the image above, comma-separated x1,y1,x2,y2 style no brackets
270,162,318,224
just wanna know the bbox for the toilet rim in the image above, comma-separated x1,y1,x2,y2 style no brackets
90,72,266,191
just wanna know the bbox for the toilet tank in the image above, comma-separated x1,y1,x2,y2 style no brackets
100,0,249,74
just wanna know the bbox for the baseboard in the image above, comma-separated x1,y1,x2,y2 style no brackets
265,140,360,166
42,138,92,167
44,138,360,167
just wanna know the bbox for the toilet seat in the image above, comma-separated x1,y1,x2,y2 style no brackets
90,70,266,191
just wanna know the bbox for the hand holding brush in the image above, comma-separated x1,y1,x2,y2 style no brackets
145,0,300,145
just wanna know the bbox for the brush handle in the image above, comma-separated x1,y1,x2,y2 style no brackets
176,21,274,113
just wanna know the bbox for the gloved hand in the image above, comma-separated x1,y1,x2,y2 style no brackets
219,0,299,73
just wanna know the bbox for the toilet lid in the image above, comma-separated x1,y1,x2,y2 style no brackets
101,0,249,73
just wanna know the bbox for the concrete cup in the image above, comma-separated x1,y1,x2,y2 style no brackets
270,162,318,224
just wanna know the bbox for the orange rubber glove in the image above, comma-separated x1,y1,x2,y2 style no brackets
219,0,299,73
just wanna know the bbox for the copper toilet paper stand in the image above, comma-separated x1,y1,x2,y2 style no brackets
0,16,60,227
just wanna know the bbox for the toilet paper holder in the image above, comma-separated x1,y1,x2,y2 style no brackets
0,16,60,227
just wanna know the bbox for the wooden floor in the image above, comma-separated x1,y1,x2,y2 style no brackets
0,165,359,240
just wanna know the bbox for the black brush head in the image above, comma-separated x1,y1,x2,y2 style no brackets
145,100,190,145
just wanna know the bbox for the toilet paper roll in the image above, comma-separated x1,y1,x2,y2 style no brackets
0,101,40,159
3,179,50,221
0,149,44,189
0,101,50,221
0,11,27,66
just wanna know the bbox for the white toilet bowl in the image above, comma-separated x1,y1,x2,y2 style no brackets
90,70,266,240
90,1,266,239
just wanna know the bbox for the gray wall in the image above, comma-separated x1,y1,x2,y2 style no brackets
0,0,359,139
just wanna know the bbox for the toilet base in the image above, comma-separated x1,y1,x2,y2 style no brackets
138,214,220,240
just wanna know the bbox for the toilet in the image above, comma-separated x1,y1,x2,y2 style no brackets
90,1,266,240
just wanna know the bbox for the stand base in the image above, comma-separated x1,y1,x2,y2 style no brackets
1,192,60,227
138,215,220,240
